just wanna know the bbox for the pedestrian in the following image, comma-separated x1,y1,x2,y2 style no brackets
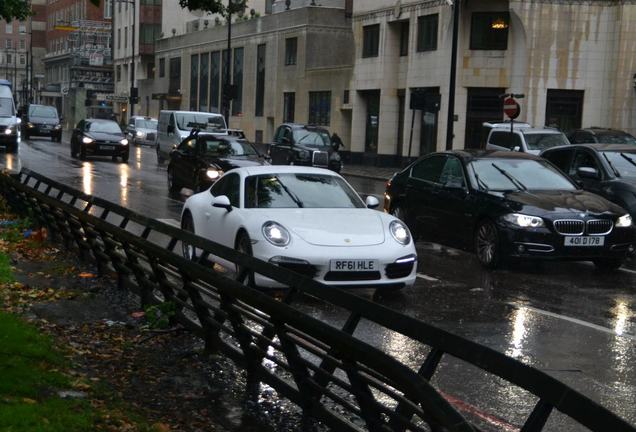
331,132,344,151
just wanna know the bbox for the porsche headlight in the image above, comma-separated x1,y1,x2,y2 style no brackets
390,220,411,245
503,213,545,228
616,214,632,228
206,169,223,180
262,221,291,246
120,138,129,145
82,136,94,144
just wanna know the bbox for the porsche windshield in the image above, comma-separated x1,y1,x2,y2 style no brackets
244,173,365,208
176,114,226,132
470,159,576,191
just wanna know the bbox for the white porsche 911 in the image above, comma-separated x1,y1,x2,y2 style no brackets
180,166,417,290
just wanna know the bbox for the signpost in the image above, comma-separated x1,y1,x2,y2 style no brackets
501,93,524,148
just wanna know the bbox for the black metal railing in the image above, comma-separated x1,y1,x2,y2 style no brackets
1,168,634,432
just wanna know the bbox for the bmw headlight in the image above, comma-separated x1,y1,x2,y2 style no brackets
82,136,94,144
503,213,545,228
262,221,291,246
120,138,129,145
135,131,144,138
616,214,632,228
206,169,223,180
389,220,411,245
54,124,62,129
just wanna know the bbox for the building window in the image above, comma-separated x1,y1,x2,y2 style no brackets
283,92,295,123
210,51,220,112
470,12,509,50
284,37,297,66
5,23,12,34
19,23,26,33
159,57,165,77
308,91,331,126
19,55,25,65
231,47,244,116
255,44,266,117
104,0,112,19
190,54,199,111
199,53,209,111
399,21,409,56
343,90,350,104
19,39,25,50
147,62,154,79
417,14,438,52
362,24,380,58
5,39,11,49
117,28,121,50
118,0,122,13
124,26,128,48
168,57,181,96
6,54,11,65
116,65,121,81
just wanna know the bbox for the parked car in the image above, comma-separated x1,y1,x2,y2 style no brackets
384,150,635,270
486,127,570,155
21,104,62,141
568,128,636,145
480,120,531,148
541,144,636,219
70,118,129,162
268,123,342,172
0,79,20,152
181,166,416,290
167,132,269,193
156,110,227,163
125,116,158,146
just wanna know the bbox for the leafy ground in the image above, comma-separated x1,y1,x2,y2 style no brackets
0,202,284,432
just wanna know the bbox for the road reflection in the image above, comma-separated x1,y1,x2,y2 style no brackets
135,146,142,170
119,163,129,206
506,307,528,359
82,162,92,195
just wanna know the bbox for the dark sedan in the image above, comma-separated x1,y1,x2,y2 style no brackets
541,144,636,219
384,150,635,270
70,119,129,162
21,104,62,141
268,124,343,172
167,132,269,193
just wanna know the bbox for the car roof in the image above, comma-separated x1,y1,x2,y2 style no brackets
189,132,245,142
160,110,223,116
283,123,329,130
232,165,339,177
519,128,563,134
543,143,636,153
575,127,632,135
483,120,532,129
440,149,542,162
84,118,117,122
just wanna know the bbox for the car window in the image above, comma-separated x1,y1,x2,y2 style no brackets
178,137,196,152
439,157,466,188
596,133,636,145
542,148,574,173
199,137,257,157
283,127,293,144
244,173,365,209
86,120,122,133
490,131,522,150
168,113,176,128
600,151,636,178
524,133,569,151
571,131,592,144
570,150,600,177
469,159,576,191
210,173,240,207
411,155,447,184
293,129,331,148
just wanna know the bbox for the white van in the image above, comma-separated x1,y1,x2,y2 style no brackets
486,127,571,155
156,110,227,162
0,80,21,152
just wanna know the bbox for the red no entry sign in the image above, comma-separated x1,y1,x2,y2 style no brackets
504,97,520,119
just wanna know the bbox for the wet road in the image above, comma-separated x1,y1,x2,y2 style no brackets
2,137,635,430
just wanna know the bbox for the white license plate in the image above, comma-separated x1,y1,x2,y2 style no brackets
330,259,379,272
99,145,113,150
564,236,605,247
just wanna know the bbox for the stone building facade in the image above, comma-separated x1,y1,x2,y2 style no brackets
350,0,636,166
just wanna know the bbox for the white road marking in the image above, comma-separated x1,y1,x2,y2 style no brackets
619,267,636,275
157,218,180,227
417,273,439,282
507,303,636,341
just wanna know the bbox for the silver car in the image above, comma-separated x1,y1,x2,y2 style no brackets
125,116,158,146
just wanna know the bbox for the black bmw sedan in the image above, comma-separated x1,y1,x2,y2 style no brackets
167,132,269,193
541,144,636,220
70,119,129,162
384,150,635,270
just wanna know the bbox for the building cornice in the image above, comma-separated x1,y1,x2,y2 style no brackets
352,0,445,22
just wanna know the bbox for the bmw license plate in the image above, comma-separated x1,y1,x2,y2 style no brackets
99,145,113,150
330,259,379,272
564,236,604,247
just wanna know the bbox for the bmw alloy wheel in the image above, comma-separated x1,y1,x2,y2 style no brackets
475,221,500,269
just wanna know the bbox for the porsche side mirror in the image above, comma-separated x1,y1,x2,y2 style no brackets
365,195,380,209
212,195,232,212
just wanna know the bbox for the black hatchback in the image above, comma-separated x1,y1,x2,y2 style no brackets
541,144,636,220
384,150,635,270
70,119,129,162
167,132,269,193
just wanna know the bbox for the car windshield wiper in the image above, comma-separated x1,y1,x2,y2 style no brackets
275,176,304,208
620,152,636,169
491,163,527,191
470,165,489,191
602,153,621,177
